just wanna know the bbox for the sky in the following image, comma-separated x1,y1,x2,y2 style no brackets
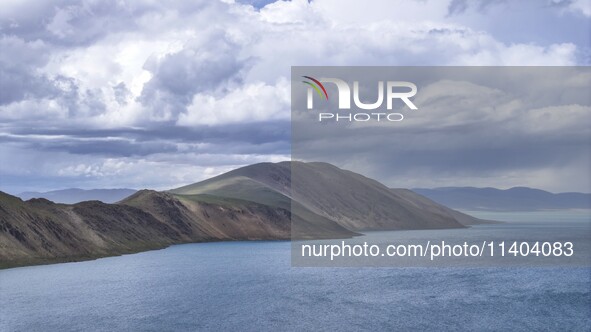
0,0,590,194
291,66,590,193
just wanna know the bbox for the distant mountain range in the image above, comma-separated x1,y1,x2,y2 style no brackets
0,162,488,268
17,188,137,204
412,187,591,211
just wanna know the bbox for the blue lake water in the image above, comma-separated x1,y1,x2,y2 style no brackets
1,212,590,331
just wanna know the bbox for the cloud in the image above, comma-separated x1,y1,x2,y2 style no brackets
447,0,506,16
139,29,250,120
178,78,290,125
291,67,591,192
0,120,290,157
0,36,54,105
0,140,289,193
0,0,589,193
551,0,591,16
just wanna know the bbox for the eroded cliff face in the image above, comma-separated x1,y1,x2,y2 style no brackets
1,161,483,268
0,189,299,268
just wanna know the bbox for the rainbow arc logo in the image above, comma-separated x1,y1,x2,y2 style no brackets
301,76,328,100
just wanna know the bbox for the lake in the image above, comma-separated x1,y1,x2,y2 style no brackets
1,211,590,331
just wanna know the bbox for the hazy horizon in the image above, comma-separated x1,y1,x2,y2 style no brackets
4,159,591,196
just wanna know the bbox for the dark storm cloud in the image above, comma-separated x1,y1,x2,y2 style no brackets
293,121,591,192
291,66,591,191
235,0,279,10
113,82,130,105
0,36,54,105
447,0,505,16
0,66,54,105
7,120,290,145
1,120,290,157
447,0,469,15
295,123,588,172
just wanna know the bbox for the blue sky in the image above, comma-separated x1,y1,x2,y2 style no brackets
0,0,589,194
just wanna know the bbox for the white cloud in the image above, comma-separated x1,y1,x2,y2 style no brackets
0,98,68,121
259,0,323,24
1,0,582,131
178,78,289,125
558,0,591,16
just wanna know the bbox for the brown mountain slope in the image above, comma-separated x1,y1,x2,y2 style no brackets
171,161,482,231
1,161,488,268
0,187,357,268
0,191,182,268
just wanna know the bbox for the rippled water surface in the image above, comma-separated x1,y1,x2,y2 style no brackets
1,212,590,331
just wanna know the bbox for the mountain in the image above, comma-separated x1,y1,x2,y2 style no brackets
171,161,485,231
1,161,488,268
17,188,137,204
412,187,591,211
0,189,322,269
